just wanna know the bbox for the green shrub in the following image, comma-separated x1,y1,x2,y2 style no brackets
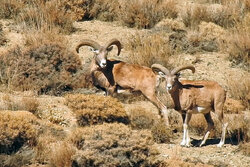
0,44,86,95
69,123,160,167
65,94,129,126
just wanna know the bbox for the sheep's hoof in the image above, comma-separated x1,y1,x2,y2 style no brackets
217,142,224,147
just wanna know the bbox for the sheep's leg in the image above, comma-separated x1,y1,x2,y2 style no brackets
143,91,168,125
214,100,228,147
180,112,192,147
199,112,214,147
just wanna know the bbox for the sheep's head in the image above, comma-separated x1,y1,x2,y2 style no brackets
151,64,195,91
76,39,122,68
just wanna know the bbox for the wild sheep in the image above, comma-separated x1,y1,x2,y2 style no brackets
76,39,169,124
151,64,228,147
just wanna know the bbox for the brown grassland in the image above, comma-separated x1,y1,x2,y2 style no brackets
0,0,249,166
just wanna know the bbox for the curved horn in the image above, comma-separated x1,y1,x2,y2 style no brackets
171,65,195,75
76,39,101,53
151,64,170,75
105,38,122,56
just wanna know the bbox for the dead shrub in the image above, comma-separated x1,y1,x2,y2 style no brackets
126,33,172,67
65,94,129,126
0,43,86,95
69,123,160,167
151,120,172,143
0,111,41,154
224,98,245,114
129,106,156,129
119,0,177,29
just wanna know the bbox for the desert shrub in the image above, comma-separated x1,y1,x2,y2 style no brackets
0,111,41,154
154,18,186,32
119,0,177,29
126,33,172,67
0,43,86,95
69,123,160,167
65,94,129,126
129,106,156,129
151,120,172,143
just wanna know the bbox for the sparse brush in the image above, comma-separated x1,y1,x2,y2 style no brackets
68,123,160,166
22,97,39,114
65,94,129,126
126,33,172,67
151,120,172,143
0,0,24,19
0,111,41,154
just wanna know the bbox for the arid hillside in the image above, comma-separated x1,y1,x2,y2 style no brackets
0,0,249,166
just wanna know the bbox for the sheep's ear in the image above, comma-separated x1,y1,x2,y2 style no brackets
107,46,113,52
158,71,165,77
89,47,99,53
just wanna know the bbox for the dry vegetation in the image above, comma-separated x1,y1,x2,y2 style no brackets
0,0,249,166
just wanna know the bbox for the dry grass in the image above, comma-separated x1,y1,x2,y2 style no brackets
65,94,129,126
68,123,160,166
126,33,173,67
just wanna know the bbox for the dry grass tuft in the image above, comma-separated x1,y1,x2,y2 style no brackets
0,111,41,154
65,94,129,126
126,33,172,67
69,123,160,166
